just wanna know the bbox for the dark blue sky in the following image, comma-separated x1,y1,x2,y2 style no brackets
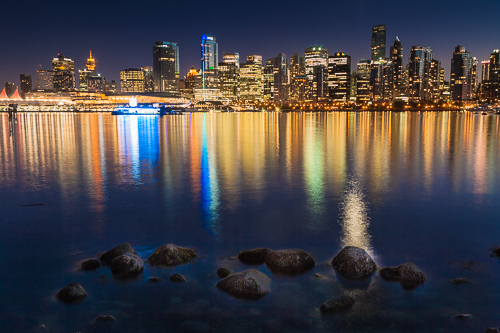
2,0,499,87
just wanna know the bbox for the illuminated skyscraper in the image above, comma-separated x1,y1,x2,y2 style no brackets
141,66,154,93
390,37,403,87
356,59,371,103
239,55,263,102
304,46,329,81
450,45,476,101
328,52,351,102
120,68,145,93
104,80,118,93
263,58,274,101
35,67,55,91
19,74,32,96
153,41,180,95
219,62,239,102
79,51,97,91
200,35,219,100
184,67,198,93
289,53,305,101
482,61,491,82
87,74,104,93
52,54,75,91
222,52,239,70
428,59,443,102
482,50,500,102
273,53,288,103
371,24,386,61
408,46,434,101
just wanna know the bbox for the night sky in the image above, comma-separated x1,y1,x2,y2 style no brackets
2,0,499,87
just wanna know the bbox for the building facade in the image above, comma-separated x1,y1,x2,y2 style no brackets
239,55,263,103
153,41,180,95
371,24,387,61
120,68,144,93
450,45,476,101
328,52,351,102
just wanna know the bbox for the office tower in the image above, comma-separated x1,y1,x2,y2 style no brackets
381,59,395,101
239,55,263,102
120,68,145,93
350,71,357,101
312,65,328,101
35,68,55,91
273,53,288,103
450,45,475,101
370,61,383,101
408,46,434,101
356,59,371,103
87,75,104,93
328,52,351,102
482,61,491,82
78,50,97,91
482,50,500,102
390,37,403,88
141,66,154,93
104,80,118,93
263,58,274,101
5,82,16,96
218,62,239,103
153,41,180,94
428,59,442,102
52,54,75,91
184,67,198,93
223,52,240,69
289,53,305,101
371,24,387,61
19,74,32,97
304,46,329,81
200,35,219,100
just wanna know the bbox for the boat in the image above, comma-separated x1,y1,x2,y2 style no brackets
112,98,179,116
466,104,492,113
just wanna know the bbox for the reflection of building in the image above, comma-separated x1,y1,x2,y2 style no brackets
371,24,386,61
153,41,180,95
328,52,351,102
120,68,144,93
52,54,75,91
239,55,263,102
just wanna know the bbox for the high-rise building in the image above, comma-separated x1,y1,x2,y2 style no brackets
222,52,239,70
200,35,219,100
482,61,491,82
19,74,32,96
370,60,383,101
350,71,357,101
239,55,263,102
141,66,154,93
263,58,274,101
390,37,403,88
184,67,198,93
87,75,104,93
356,59,371,103
104,80,118,93
408,46,434,101
450,45,475,101
5,82,16,96
78,50,97,91
328,52,351,102
35,68,55,91
482,50,500,102
428,59,442,102
52,54,75,91
218,62,239,103
304,46,329,81
371,24,387,61
289,53,306,102
153,41,180,94
273,53,288,103
120,68,145,93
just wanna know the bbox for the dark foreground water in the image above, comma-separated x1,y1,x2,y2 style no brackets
1,111,500,333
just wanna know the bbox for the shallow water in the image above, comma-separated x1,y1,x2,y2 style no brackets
1,111,500,332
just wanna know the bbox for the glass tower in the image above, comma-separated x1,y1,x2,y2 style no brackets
371,24,387,61
201,35,219,100
153,41,180,95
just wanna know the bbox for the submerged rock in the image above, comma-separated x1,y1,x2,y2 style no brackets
448,278,472,285
81,258,101,271
99,243,138,265
491,246,500,257
238,248,270,265
55,283,87,303
148,244,197,266
94,315,115,322
170,274,186,282
148,277,161,283
217,267,232,278
216,269,271,299
110,253,144,278
331,246,377,279
379,267,400,281
320,295,355,313
265,249,315,275
397,262,427,289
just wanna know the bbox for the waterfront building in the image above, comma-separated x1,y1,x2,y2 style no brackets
52,54,75,91
370,61,383,101
350,71,357,101
481,50,500,102
390,37,403,88
223,52,239,70
87,75,104,93
218,62,239,103
239,55,263,102
35,68,55,91
450,45,475,101
428,59,443,102
289,53,305,102
263,58,274,101
141,66,154,93
312,65,328,102
200,35,219,100
482,60,490,82
184,67,198,94
273,53,289,103
371,24,387,61
120,68,144,93
304,46,329,81
356,59,371,103
153,41,180,95
79,51,97,91
20,74,32,97
104,80,118,93
328,52,351,102
292,76,311,102
5,82,16,97
408,46,434,101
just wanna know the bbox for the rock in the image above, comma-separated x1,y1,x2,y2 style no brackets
491,246,500,257
81,258,101,271
94,315,115,322
485,328,500,333
217,267,232,278
170,274,186,282
331,246,377,279
238,248,270,265
397,262,427,289
110,253,144,278
148,277,160,283
380,267,400,281
455,314,473,319
99,243,138,265
180,320,211,333
55,283,87,303
216,269,271,299
320,295,355,313
265,249,315,275
148,244,197,266
448,278,472,285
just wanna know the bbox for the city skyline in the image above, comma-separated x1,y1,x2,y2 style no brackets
1,0,499,87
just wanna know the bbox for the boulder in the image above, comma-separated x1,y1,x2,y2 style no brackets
331,246,377,279
217,267,232,278
448,278,471,285
397,262,427,289
485,328,500,333
94,315,115,322
491,246,500,257
81,258,101,271
148,277,161,283
216,269,271,299
238,248,270,265
170,274,186,282
99,243,138,265
320,295,355,313
148,244,197,266
55,283,87,303
110,253,144,278
265,249,315,275
379,267,400,281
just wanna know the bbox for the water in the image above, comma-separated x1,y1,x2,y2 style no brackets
0,111,499,332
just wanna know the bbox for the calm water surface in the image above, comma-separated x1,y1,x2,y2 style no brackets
1,112,500,332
